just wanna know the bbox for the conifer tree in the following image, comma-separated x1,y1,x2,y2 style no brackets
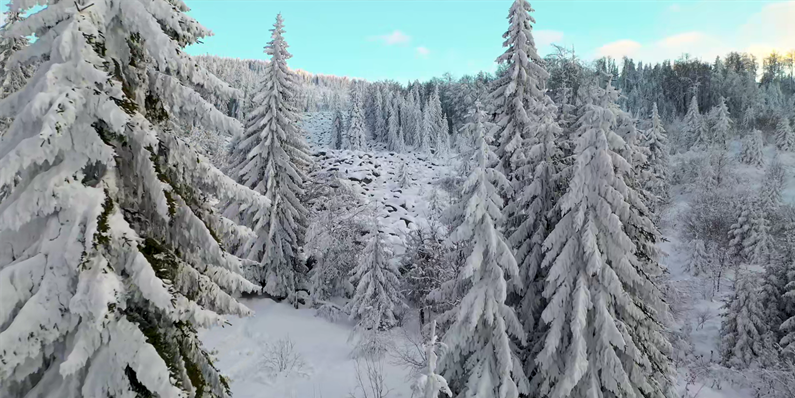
759,158,785,217
0,1,270,396
740,129,765,167
348,92,367,151
537,84,672,398
373,87,386,142
398,161,412,189
418,105,432,154
332,109,345,150
226,14,312,301
687,239,711,276
721,273,777,369
776,116,794,151
404,93,419,146
503,82,563,386
490,0,551,178
645,102,670,208
437,110,527,398
347,213,405,331
710,96,731,149
684,93,706,150
437,114,449,157
387,95,404,152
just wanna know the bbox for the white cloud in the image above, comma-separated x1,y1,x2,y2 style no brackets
370,30,411,45
534,29,564,50
416,46,430,57
596,39,642,58
593,1,795,64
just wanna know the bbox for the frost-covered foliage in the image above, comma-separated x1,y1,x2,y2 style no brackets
225,15,311,301
644,102,670,211
0,1,271,397
706,96,731,149
413,320,452,398
776,116,794,152
500,52,562,388
0,10,32,134
721,273,777,369
387,94,404,152
760,158,786,216
347,214,406,331
332,109,346,150
436,109,527,398
402,225,453,319
687,239,711,276
740,129,765,167
729,198,774,266
304,177,366,302
490,0,551,178
536,83,672,398
683,93,707,150
347,90,368,151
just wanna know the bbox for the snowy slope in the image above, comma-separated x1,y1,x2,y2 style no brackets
664,142,795,398
201,112,457,397
200,300,415,398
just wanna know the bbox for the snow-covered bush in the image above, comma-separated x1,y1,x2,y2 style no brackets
401,226,455,322
262,338,309,376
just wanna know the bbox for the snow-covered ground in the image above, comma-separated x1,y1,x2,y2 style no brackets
201,113,795,398
200,300,415,398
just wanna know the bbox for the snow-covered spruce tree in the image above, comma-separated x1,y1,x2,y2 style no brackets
347,90,367,151
721,273,777,369
347,213,405,331
490,0,551,178
776,116,794,151
418,105,433,154
398,161,412,189
413,320,453,398
687,239,711,276
645,102,670,208
437,116,528,398
436,114,449,157
387,94,404,152
332,109,345,150
0,1,273,397
709,96,731,149
740,129,765,167
373,87,386,143
683,93,706,150
502,78,563,387
779,259,795,361
225,14,311,301
728,198,774,266
404,92,419,147
536,85,672,398
428,86,445,154
760,158,786,217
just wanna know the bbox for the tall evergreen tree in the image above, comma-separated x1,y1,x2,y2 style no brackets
226,14,312,301
437,110,528,398
776,116,794,151
332,109,345,150
490,0,550,178
709,96,731,149
537,84,672,398
347,92,367,151
683,93,706,150
728,198,774,266
721,273,777,369
347,213,405,331
387,94,404,152
0,1,270,396
373,87,386,142
740,129,765,167
645,102,670,210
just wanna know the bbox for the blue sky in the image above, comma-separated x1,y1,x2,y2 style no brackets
184,0,795,82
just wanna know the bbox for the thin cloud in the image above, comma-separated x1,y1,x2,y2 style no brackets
370,30,411,46
669,4,681,12
416,46,430,57
596,39,642,58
